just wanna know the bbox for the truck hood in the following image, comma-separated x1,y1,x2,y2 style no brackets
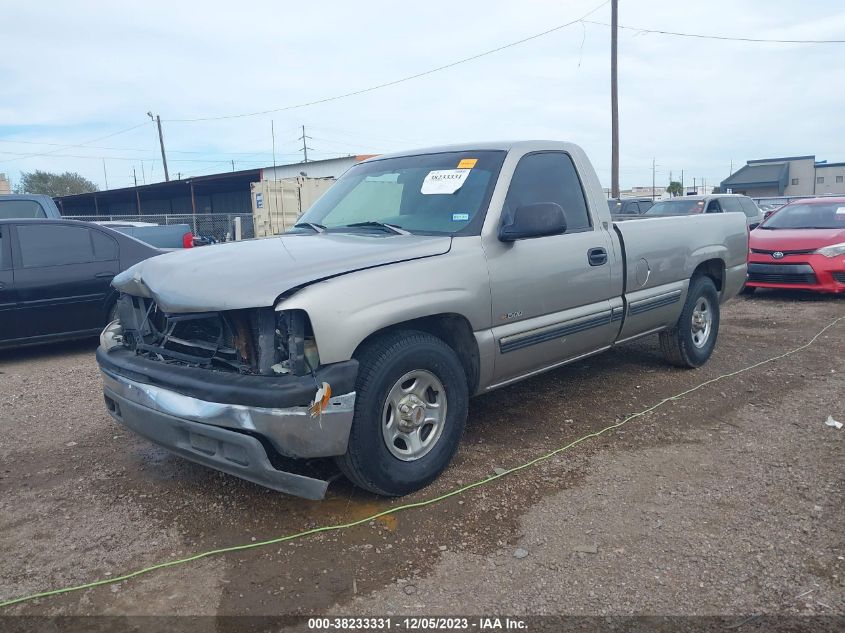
750,227,845,251
113,232,452,313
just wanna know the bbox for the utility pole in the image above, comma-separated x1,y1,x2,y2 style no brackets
102,159,109,190
147,111,170,181
652,157,656,200
133,167,141,214
299,125,312,163
693,177,697,195
271,120,278,235
610,0,620,198
681,169,685,195
231,160,235,172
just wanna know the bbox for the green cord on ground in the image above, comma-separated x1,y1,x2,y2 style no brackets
2,314,842,610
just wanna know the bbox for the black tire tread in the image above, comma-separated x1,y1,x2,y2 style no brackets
336,329,465,496
660,275,719,368
659,326,687,367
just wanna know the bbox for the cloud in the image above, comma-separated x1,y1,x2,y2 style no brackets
1,0,843,191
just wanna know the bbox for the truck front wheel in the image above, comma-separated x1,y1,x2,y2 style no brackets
337,330,468,496
659,275,720,368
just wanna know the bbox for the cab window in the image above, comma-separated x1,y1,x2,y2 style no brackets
720,197,744,214
0,199,47,219
505,152,591,231
706,199,722,213
738,197,761,218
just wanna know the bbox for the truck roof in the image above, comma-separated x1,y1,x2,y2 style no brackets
0,193,56,202
362,140,581,162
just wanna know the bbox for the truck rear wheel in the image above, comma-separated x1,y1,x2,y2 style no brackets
336,330,468,496
660,275,720,368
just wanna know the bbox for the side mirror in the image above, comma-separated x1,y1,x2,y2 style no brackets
499,202,567,242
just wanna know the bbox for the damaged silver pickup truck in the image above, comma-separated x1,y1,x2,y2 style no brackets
97,141,748,499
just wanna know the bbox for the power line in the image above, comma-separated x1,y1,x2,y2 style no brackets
0,149,303,163
0,121,151,165
0,138,306,157
164,1,610,123
306,125,430,147
0,138,318,158
582,19,845,44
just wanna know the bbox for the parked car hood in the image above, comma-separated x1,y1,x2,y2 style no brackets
113,232,452,313
750,227,845,251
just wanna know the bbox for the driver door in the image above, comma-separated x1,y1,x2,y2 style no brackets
484,151,620,386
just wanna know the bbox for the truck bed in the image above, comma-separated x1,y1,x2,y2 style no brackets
611,212,749,341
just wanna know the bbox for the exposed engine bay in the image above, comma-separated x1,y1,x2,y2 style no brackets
113,294,318,377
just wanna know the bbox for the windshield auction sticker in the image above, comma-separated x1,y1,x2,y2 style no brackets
421,169,470,195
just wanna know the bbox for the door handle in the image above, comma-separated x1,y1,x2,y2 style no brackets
0,282,5,289
588,247,608,266
95,272,116,278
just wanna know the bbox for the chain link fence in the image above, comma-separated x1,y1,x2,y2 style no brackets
64,213,255,242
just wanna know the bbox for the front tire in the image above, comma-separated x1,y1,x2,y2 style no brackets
336,330,468,496
660,275,720,368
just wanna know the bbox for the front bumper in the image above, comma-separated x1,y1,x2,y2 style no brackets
97,347,358,499
747,254,845,293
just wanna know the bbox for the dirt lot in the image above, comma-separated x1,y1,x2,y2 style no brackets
0,290,843,624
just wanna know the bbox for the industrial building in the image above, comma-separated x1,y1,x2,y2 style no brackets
54,155,372,216
721,155,845,197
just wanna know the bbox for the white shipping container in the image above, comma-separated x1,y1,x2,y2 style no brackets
250,177,334,237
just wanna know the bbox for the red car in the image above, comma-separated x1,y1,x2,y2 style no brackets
747,197,845,293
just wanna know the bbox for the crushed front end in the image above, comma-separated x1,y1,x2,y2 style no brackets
96,294,357,499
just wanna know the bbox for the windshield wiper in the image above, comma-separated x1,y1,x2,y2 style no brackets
342,221,410,235
292,222,327,233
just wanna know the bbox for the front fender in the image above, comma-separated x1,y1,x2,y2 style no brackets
275,238,491,364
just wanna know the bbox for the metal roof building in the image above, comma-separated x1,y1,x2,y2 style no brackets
55,155,372,216
722,155,845,197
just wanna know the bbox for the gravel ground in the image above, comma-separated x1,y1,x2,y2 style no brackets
0,290,842,625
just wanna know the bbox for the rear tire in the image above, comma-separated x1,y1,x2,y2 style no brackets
741,285,756,296
336,330,468,496
660,275,720,368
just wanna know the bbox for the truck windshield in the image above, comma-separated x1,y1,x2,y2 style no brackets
645,199,706,216
293,150,506,235
0,199,47,219
760,202,845,230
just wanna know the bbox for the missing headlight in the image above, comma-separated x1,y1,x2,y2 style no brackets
273,310,320,376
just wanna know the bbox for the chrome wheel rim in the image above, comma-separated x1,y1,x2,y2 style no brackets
381,370,447,461
691,296,712,348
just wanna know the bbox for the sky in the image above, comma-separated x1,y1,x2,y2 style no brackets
1,0,844,192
